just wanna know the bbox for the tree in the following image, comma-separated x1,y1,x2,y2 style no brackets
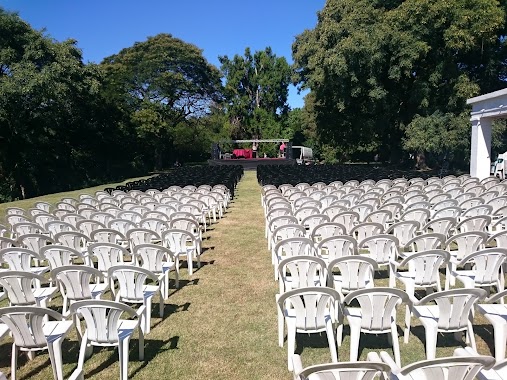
219,47,292,139
293,0,507,165
0,8,114,199
101,33,223,169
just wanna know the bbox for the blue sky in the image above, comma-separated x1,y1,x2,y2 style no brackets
1,0,325,108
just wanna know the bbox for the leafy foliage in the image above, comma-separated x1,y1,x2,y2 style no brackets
293,0,507,166
101,33,223,169
219,47,292,139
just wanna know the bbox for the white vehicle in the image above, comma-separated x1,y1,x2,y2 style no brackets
491,152,507,178
292,146,314,165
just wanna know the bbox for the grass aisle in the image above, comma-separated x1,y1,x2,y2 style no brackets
124,170,292,379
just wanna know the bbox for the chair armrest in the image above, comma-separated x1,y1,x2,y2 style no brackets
379,351,401,374
292,354,304,379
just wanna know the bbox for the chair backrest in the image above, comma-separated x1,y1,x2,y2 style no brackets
126,228,161,247
277,287,341,331
88,243,130,271
70,299,138,344
41,245,84,269
350,222,384,243
386,221,420,246
358,235,399,264
417,288,487,331
108,265,158,302
422,217,456,236
445,231,488,261
457,248,507,286
398,250,450,286
456,215,491,233
332,212,360,234
396,355,495,380
295,361,390,380
162,229,196,254
310,222,346,243
328,256,378,294
278,255,327,293
272,224,307,243
0,306,64,349
133,243,174,272
17,233,54,254
0,247,40,271
275,237,315,259
317,235,357,261
343,288,410,333
0,271,48,305
52,265,105,300
54,231,89,251
404,233,446,255
90,228,126,244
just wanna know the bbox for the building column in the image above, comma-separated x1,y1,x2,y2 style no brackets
470,117,492,180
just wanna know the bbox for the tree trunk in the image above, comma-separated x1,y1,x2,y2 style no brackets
416,151,429,170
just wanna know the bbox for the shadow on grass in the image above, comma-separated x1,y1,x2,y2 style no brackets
80,336,178,378
410,325,469,354
474,323,495,355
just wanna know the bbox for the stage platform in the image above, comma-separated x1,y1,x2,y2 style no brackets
208,158,296,170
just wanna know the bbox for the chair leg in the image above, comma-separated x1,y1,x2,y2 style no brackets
187,250,193,276
276,295,284,347
494,324,507,361
391,325,401,367
145,298,152,334
47,337,64,380
425,329,438,360
349,325,361,362
325,321,338,363
11,344,18,380
159,290,164,318
118,338,129,380
138,326,144,361
467,323,477,351
287,322,296,371
404,304,411,344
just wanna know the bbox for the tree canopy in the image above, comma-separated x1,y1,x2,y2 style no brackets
293,0,507,165
100,33,223,169
219,47,292,140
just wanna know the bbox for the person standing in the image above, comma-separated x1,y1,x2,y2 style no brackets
280,142,286,158
252,141,258,158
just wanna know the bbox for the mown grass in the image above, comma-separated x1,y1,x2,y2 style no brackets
0,171,498,379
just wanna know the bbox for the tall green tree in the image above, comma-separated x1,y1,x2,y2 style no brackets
101,34,223,169
0,8,120,199
293,0,507,165
219,47,292,139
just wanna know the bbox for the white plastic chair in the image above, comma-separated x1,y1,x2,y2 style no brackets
375,348,495,380
0,306,73,380
350,222,384,243
310,222,346,243
476,289,507,361
133,243,177,296
90,228,126,245
108,265,163,334
276,256,327,347
386,221,420,247
342,288,410,366
277,287,341,371
409,288,487,359
402,233,446,258
162,229,200,276
328,256,378,296
0,271,57,308
292,353,390,380
358,235,400,287
274,238,315,279
70,299,145,380
317,235,357,264
51,265,109,316
447,248,507,292
455,347,506,380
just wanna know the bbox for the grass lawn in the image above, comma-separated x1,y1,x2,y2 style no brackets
0,171,498,379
